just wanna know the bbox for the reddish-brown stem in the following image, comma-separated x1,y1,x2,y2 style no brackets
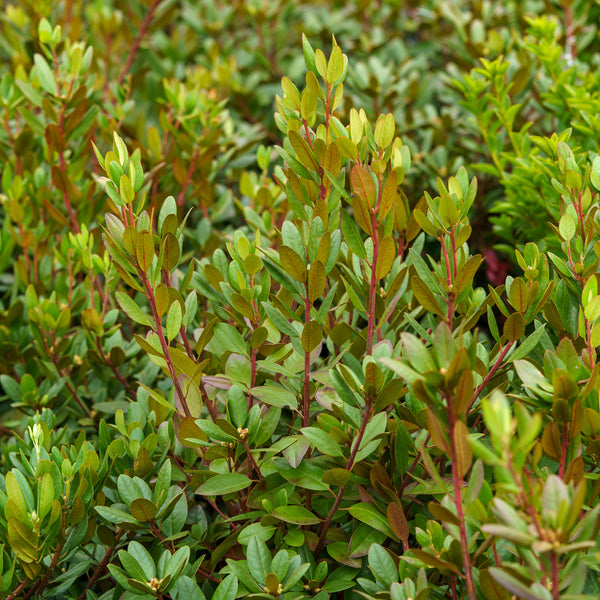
366,177,384,355
77,529,124,600
446,394,476,600
25,543,64,600
440,235,454,328
551,552,560,600
96,338,135,396
559,423,569,479
303,292,312,428
469,340,515,410
249,347,258,409
118,0,161,87
6,578,30,600
564,1,576,62
177,147,199,207
450,574,458,600
141,272,191,417
314,401,373,556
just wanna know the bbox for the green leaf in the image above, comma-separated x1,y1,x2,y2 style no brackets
125,541,155,580
301,426,344,457
510,324,545,361
33,54,57,95
341,210,366,258
37,472,54,521
488,568,544,600
250,383,298,409
195,473,252,496
116,291,152,327
559,213,576,241
247,536,272,586
94,505,140,525
166,300,182,342
213,323,248,356
213,574,238,600
368,544,398,587
348,503,395,539
412,276,444,317
302,34,317,75
272,505,321,525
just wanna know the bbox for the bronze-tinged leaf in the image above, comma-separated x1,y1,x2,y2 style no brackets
412,276,444,317
503,312,525,341
289,130,319,173
279,245,307,283
387,502,409,543
375,236,396,280
508,277,528,313
426,408,449,454
136,231,155,273
352,193,373,236
231,292,254,320
479,568,511,600
364,361,383,395
41,198,68,226
453,369,474,417
541,422,561,459
427,501,460,526
379,170,398,220
130,498,158,522
411,549,460,574
316,231,331,265
308,260,326,302
565,455,584,485
313,198,329,227
162,232,180,272
350,164,377,208
453,419,472,478
302,320,322,353
455,254,482,295
123,226,137,255
321,141,342,179
134,447,154,478
155,283,170,319
322,468,351,486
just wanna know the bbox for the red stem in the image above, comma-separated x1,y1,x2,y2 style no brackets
447,402,476,600
118,0,161,86
77,529,124,600
314,401,373,556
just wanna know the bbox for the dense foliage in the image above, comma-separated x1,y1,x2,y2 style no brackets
2,1,600,599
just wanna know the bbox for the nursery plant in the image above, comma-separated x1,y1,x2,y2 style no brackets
3,2,600,600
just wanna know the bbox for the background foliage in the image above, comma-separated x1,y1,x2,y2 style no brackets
2,1,600,599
